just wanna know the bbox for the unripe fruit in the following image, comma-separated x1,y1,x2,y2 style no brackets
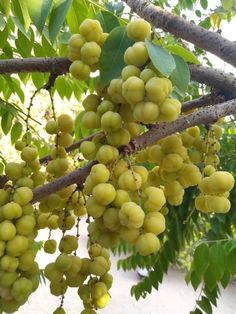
127,19,151,41
11,277,33,301
6,235,29,257
16,215,36,235
133,101,159,124
2,202,22,219
79,19,103,42
53,307,66,314
136,233,160,256
0,221,16,241
5,162,23,181
0,255,19,272
21,146,38,163
59,235,78,254
100,273,113,290
143,212,166,235
13,187,33,205
44,239,57,254
92,183,116,206
44,263,63,282
161,154,183,172
81,41,101,65
86,196,106,218
106,128,131,146
57,132,73,147
124,42,149,67
142,187,166,211
119,202,144,229
80,141,97,160
69,60,91,80
97,100,114,115
140,68,156,83
159,98,181,122
96,145,119,164
122,76,145,105
107,78,126,104
145,77,172,104
50,278,68,296
101,111,122,132
90,164,110,184
118,170,142,191
46,121,59,134
82,94,100,111
89,256,109,276
18,250,36,271
55,254,73,272
120,227,140,243
57,114,74,133
208,171,234,194
82,111,101,129
121,65,141,81
112,189,130,207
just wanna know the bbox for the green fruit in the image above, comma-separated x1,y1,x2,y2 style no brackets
0,255,19,272
79,19,103,42
89,256,109,276
16,215,36,235
91,282,107,299
0,220,16,241
21,146,38,163
119,202,144,229
136,233,160,256
127,18,151,41
69,60,91,80
55,254,73,272
92,183,116,206
11,277,33,301
143,212,166,235
6,235,29,257
44,239,57,254
13,187,33,205
46,121,59,134
18,250,36,271
53,307,66,314
2,202,22,219
5,162,23,181
57,114,74,133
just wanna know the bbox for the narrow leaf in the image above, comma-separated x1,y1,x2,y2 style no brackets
0,0,10,17
171,54,190,94
193,243,210,277
11,121,23,144
200,0,208,10
26,0,53,33
100,26,134,87
95,11,120,33
66,0,89,33
1,112,13,135
48,0,73,43
209,243,226,280
226,246,236,274
145,39,176,77
197,296,212,314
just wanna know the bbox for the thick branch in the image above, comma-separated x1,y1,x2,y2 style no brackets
124,0,236,68
32,161,96,203
0,57,235,96
0,57,71,75
39,132,103,163
181,92,225,112
189,65,236,98
124,98,236,153
31,99,236,203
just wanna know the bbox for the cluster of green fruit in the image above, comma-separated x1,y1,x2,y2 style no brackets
68,19,108,80
81,162,166,256
0,134,42,313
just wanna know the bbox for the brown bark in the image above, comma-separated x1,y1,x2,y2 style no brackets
124,0,236,68
0,57,235,96
181,92,225,112
30,98,236,203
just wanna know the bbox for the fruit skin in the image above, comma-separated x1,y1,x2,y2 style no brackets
143,212,166,235
119,202,145,229
93,292,111,309
79,18,103,42
127,19,151,41
69,60,91,80
0,220,16,241
136,233,161,256
92,183,116,206
44,239,57,254
57,114,74,133
13,187,33,205
124,42,149,67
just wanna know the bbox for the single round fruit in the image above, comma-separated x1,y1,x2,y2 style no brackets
136,233,160,256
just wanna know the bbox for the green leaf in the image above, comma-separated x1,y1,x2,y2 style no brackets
193,243,209,277
221,0,233,10
100,26,134,87
1,111,13,135
0,26,9,49
197,296,212,314
166,44,200,64
26,0,53,33
12,0,31,31
0,0,10,17
95,11,120,33
66,0,89,33
209,243,226,280
220,270,231,288
145,39,176,77
170,54,190,95
200,0,208,10
190,271,201,290
226,246,236,274
31,73,45,89
11,121,23,144
204,266,217,291
48,0,73,43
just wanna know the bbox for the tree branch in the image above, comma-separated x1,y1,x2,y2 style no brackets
39,131,103,163
124,0,236,68
30,98,236,203
181,92,225,112
0,57,235,96
124,98,236,153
